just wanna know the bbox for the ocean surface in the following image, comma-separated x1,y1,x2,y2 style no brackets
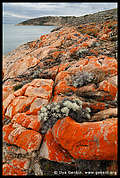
3,24,56,55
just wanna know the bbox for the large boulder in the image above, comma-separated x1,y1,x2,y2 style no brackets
52,116,117,160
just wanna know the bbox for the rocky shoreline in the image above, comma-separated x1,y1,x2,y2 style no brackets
2,8,118,176
17,8,117,26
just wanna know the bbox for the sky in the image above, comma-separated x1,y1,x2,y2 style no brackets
2,2,118,24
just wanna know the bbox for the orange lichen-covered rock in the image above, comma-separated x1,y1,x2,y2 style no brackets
2,93,15,117
101,56,117,76
89,49,99,56
2,85,15,100
98,80,117,100
69,46,79,54
76,83,96,93
82,38,97,47
3,144,28,163
42,65,59,80
52,117,117,160
24,79,54,100
53,55,117,103
3,123,42,152
13,83,29,97
55,71,70,83
54,80,76,95
90,108,117,121
28,97,48,114
67,58,89,73
39,128,73,163
8,158,30,170
58,63,70,73
3,79,54,120
52,94,68,103
99,34,108,40
5,96,36,119
82,101,109,112
97,75,117,101
51,50,66,59
40,34,47,41
4,56,37,79
12,113,41,131
3,123,14,144
2,163,27,176
29,78,53,89
67,55,117,78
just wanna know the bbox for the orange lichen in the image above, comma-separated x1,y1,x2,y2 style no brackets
52,117,117,160
3,123,42,152
12,113,41,131
2,85,15,100
14,129,42,152
51,51,61,58
98,80,117,100
69,46,79,54
89,49,98,56
42,84,53,92
5,96,36,119
3,94,15,117
40,34,47,41
54,80,76,95
40,128,72,163
55,71,70,83
82,42,89,47
3,123,14,144
89,102,106,111
2,163,27,176
9,158,30,170
14,83,29,97
38,41,43,48
58,63,69,72
99,34,108,40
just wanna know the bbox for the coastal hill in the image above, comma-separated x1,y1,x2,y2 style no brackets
17,8,117,26
3,8,118,176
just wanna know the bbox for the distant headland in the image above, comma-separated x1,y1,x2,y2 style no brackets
17,8,117,26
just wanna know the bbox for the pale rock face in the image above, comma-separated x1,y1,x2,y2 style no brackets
39,140,49,159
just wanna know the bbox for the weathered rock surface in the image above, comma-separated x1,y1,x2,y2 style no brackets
52,117,117,160
2,9,118,176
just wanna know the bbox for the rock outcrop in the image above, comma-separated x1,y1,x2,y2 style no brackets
2,9,118,176
17,8,117,26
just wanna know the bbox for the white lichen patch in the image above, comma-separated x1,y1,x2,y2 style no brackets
85,107,91,113
40,106,47,113
38,98,91,134
71,103,80,111
72,71,95,88
63,100,73,108
61,107,69,115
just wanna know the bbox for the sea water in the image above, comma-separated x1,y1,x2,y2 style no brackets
2,24,56,55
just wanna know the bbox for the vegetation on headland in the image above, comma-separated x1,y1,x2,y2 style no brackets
17,8,117,26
